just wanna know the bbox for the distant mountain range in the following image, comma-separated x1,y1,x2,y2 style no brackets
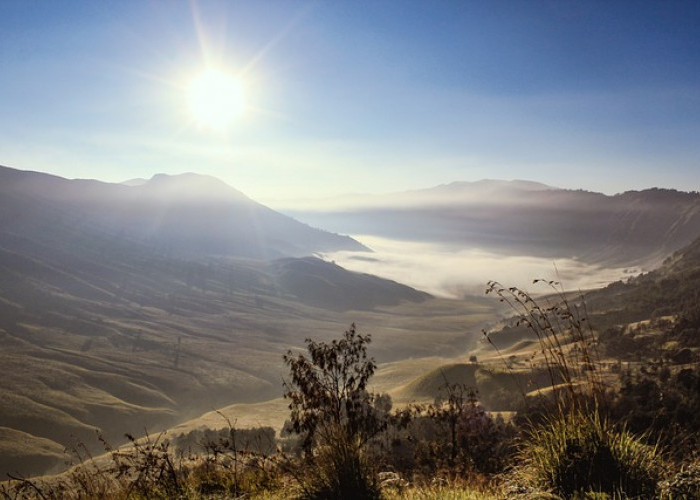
0,165,368,261
286,180,700,267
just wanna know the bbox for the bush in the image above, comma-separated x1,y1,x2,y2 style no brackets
282,324,384,499
295,422,380,500
520,409,662,498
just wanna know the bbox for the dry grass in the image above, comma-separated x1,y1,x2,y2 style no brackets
483,280,666,498
1,291,500,478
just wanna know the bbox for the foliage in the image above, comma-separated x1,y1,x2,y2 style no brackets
282,323,383,450
282,323,383,499
609,365,700,458
290,422,381,500
174,425,277,457
0,427,282,500
484,281,668,498
520,409,662,498
386,384,515,476
659,460,700,499
110,431,184,499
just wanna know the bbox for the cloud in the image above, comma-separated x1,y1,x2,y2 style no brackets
321,235,635,298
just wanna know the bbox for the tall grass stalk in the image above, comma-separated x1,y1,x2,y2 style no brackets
485,280,606,412
381,474,503,500
485,280,664,498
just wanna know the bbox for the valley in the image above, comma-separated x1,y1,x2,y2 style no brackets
3,5,699,496
1,165,698,488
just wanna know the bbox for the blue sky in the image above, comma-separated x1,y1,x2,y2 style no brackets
1,0,699,204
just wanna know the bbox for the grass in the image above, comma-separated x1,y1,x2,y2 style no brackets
519,409,661,498
1,465,505,500
4,266,693,498
393,363,480,402
0,284,498,478
382,479,502,500
483,280,666,498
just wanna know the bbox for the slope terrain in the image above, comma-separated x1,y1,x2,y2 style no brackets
0,166,497,477
583,232,700,341
0,231,483,477
0,165,367,260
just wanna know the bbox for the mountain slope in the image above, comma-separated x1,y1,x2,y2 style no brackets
0,238,441,476
0,165,368,260
0,165,449,477
585,232,700,328
271,257,430,310
483,233,700,356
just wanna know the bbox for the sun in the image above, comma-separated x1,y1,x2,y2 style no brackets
187,68,246,131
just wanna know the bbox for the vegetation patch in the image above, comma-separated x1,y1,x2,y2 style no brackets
519,409,661,498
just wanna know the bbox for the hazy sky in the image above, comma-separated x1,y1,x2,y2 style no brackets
2,1,699,204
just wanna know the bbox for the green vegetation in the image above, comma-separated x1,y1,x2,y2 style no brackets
519,410,660,498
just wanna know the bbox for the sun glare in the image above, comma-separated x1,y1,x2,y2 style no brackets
187,68,246,131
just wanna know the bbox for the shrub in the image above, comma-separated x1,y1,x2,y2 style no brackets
282,324,384,499
282,323,384,450
294,422,380,500
520,409,662,498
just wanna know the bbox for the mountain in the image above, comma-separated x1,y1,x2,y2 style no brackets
0,226,447,477
285,180,700,267
0,165,368,261
0,165,443,477
0,243,434,477
484,232,700,357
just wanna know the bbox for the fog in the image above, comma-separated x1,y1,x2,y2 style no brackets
321,235,637,298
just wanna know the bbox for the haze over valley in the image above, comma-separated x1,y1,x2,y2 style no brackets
1,164,699,478
2,2,700,496
288,181,700,296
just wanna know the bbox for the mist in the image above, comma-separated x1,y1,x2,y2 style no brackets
321,235,638,298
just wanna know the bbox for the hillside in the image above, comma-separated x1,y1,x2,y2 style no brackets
270,257,430,310
0,167,496,477
0,165,368,260
286,181,700,267
0,165,458,477
583,232,700,342
477,233,700,356
0,229,465,477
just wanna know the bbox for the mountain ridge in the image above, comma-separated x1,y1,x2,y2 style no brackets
0,164,368,260
285,182,700,267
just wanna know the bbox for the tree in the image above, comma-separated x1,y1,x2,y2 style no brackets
282,324,384,499
283,323,384,450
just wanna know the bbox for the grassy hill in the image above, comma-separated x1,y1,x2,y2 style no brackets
0,232,495,477
0,165,506,477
